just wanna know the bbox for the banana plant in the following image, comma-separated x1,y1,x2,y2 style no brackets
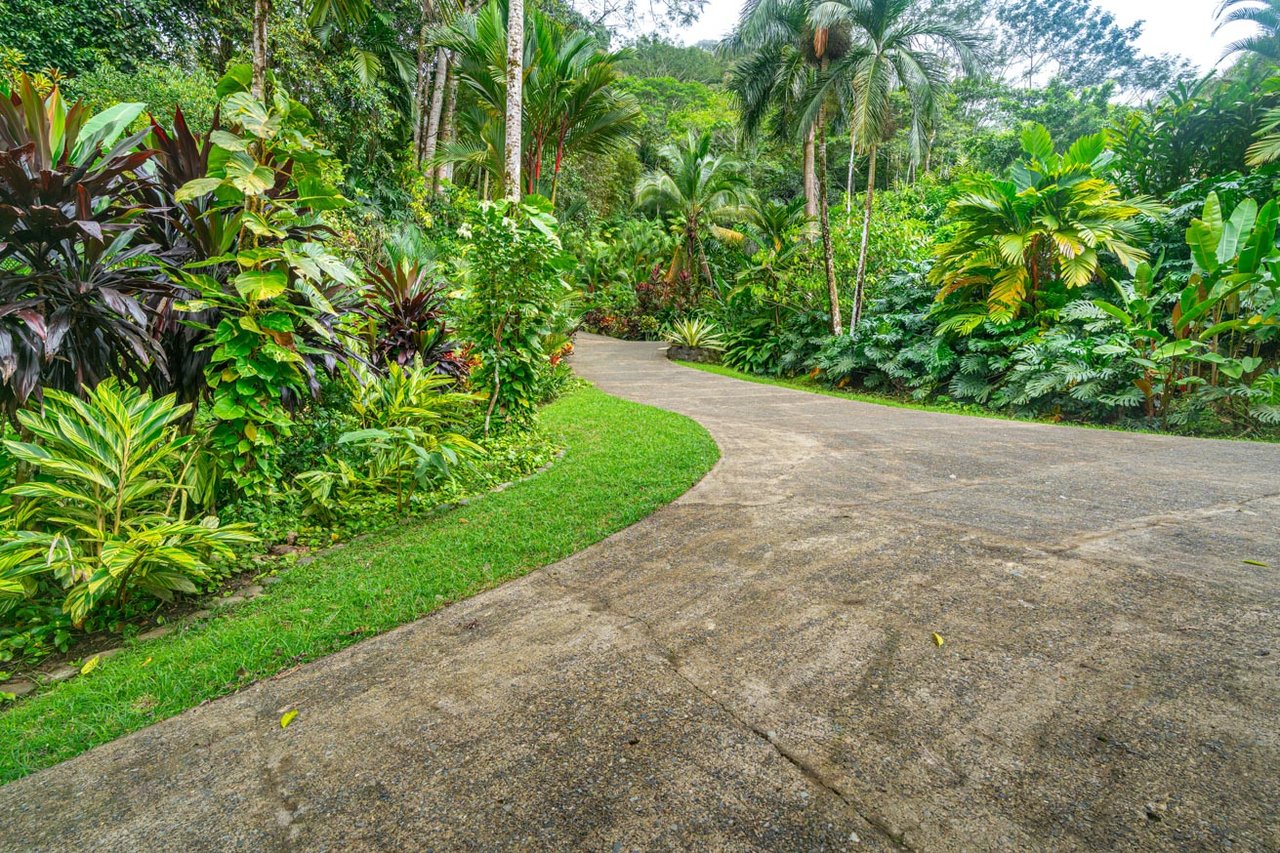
1176,192,1280,423
1091,261,1203,421
0,381,256,625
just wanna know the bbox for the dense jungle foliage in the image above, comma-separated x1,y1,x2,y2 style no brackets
1,0,1279,663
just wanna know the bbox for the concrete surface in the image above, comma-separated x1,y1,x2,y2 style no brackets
2,333,1279,851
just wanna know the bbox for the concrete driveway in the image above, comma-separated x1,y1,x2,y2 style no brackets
3,334,1278,851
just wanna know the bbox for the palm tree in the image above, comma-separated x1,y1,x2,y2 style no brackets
1216,0,1280,64
1249,103,1280,165
743,195,809,254
722,0,850,334
504,0,523,200
722,0,822,222
810,0,981,330
635,131,750,294
931,124,1164,328
435,0,640,199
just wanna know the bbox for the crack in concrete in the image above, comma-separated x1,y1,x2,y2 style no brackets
1048,491,1280,554
543,567,914,850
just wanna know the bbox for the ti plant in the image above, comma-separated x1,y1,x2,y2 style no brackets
0,73,169,420
0,381,256,625
173,68,358,496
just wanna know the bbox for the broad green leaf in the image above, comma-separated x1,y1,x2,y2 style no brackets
174,177,224,203
209,130,250,152
1239,199,1278,274
225,153,275,196
234,270,288,301
212,397,247,420
224,92,281,139
1186,220,1220,276
1219,198,1257,264
216,64,252,98
1092,300,1134,326
1152,339,1199,361
1020,123,1055,163
70,102,146,165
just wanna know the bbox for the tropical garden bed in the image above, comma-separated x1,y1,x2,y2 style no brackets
0,385,718,783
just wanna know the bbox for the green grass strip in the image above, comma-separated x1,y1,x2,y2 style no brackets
675,360,1279,442
0,384,718,784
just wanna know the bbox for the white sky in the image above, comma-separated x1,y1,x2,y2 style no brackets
679,0,1246,72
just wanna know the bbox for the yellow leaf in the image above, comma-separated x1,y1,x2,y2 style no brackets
280,709,298,729
245,422,258,441
80,655,101,675
141,657,153,667
932,632,945,648
1243,560,1269,568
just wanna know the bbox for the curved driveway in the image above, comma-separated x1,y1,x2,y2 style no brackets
3,334,1279,851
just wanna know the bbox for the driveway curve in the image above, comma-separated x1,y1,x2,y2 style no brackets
3,333,1279,852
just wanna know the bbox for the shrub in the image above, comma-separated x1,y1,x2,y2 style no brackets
298,362,482,517
0,73,169,420
0,381,255,626
455,197,575,432
664,317,725,350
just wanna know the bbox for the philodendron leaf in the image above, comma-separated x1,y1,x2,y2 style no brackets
234,270,288,301
175,177,224,203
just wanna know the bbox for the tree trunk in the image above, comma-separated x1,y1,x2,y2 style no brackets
503,0,524,202
412,6,434,165
437,57,459,188
251,0,271,102
816,91,841,336
851,144,877,331
803,125,817,226
422,49,449,178
845,126,857,215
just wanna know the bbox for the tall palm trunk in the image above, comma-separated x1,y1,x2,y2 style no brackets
803,125,818,226
503,0,524,202
422,49,449,175
252,0,271,101
816,89,841,336
412,3,434,164
851,144,877,330
437,58,459,188
845,127,857,215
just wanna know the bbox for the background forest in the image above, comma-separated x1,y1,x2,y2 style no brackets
1,0,1279,664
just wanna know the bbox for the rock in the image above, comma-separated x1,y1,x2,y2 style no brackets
96,647,123,660
268,543,307,557
297,556,315,567
665,345,721,364
216,595,246,608
243,584,264,598
263,575,284,585
190,609,213,621
45,666,78,683
138,626,173,642
0,679,35,697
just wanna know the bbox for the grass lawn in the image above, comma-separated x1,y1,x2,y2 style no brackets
0,384,718,784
